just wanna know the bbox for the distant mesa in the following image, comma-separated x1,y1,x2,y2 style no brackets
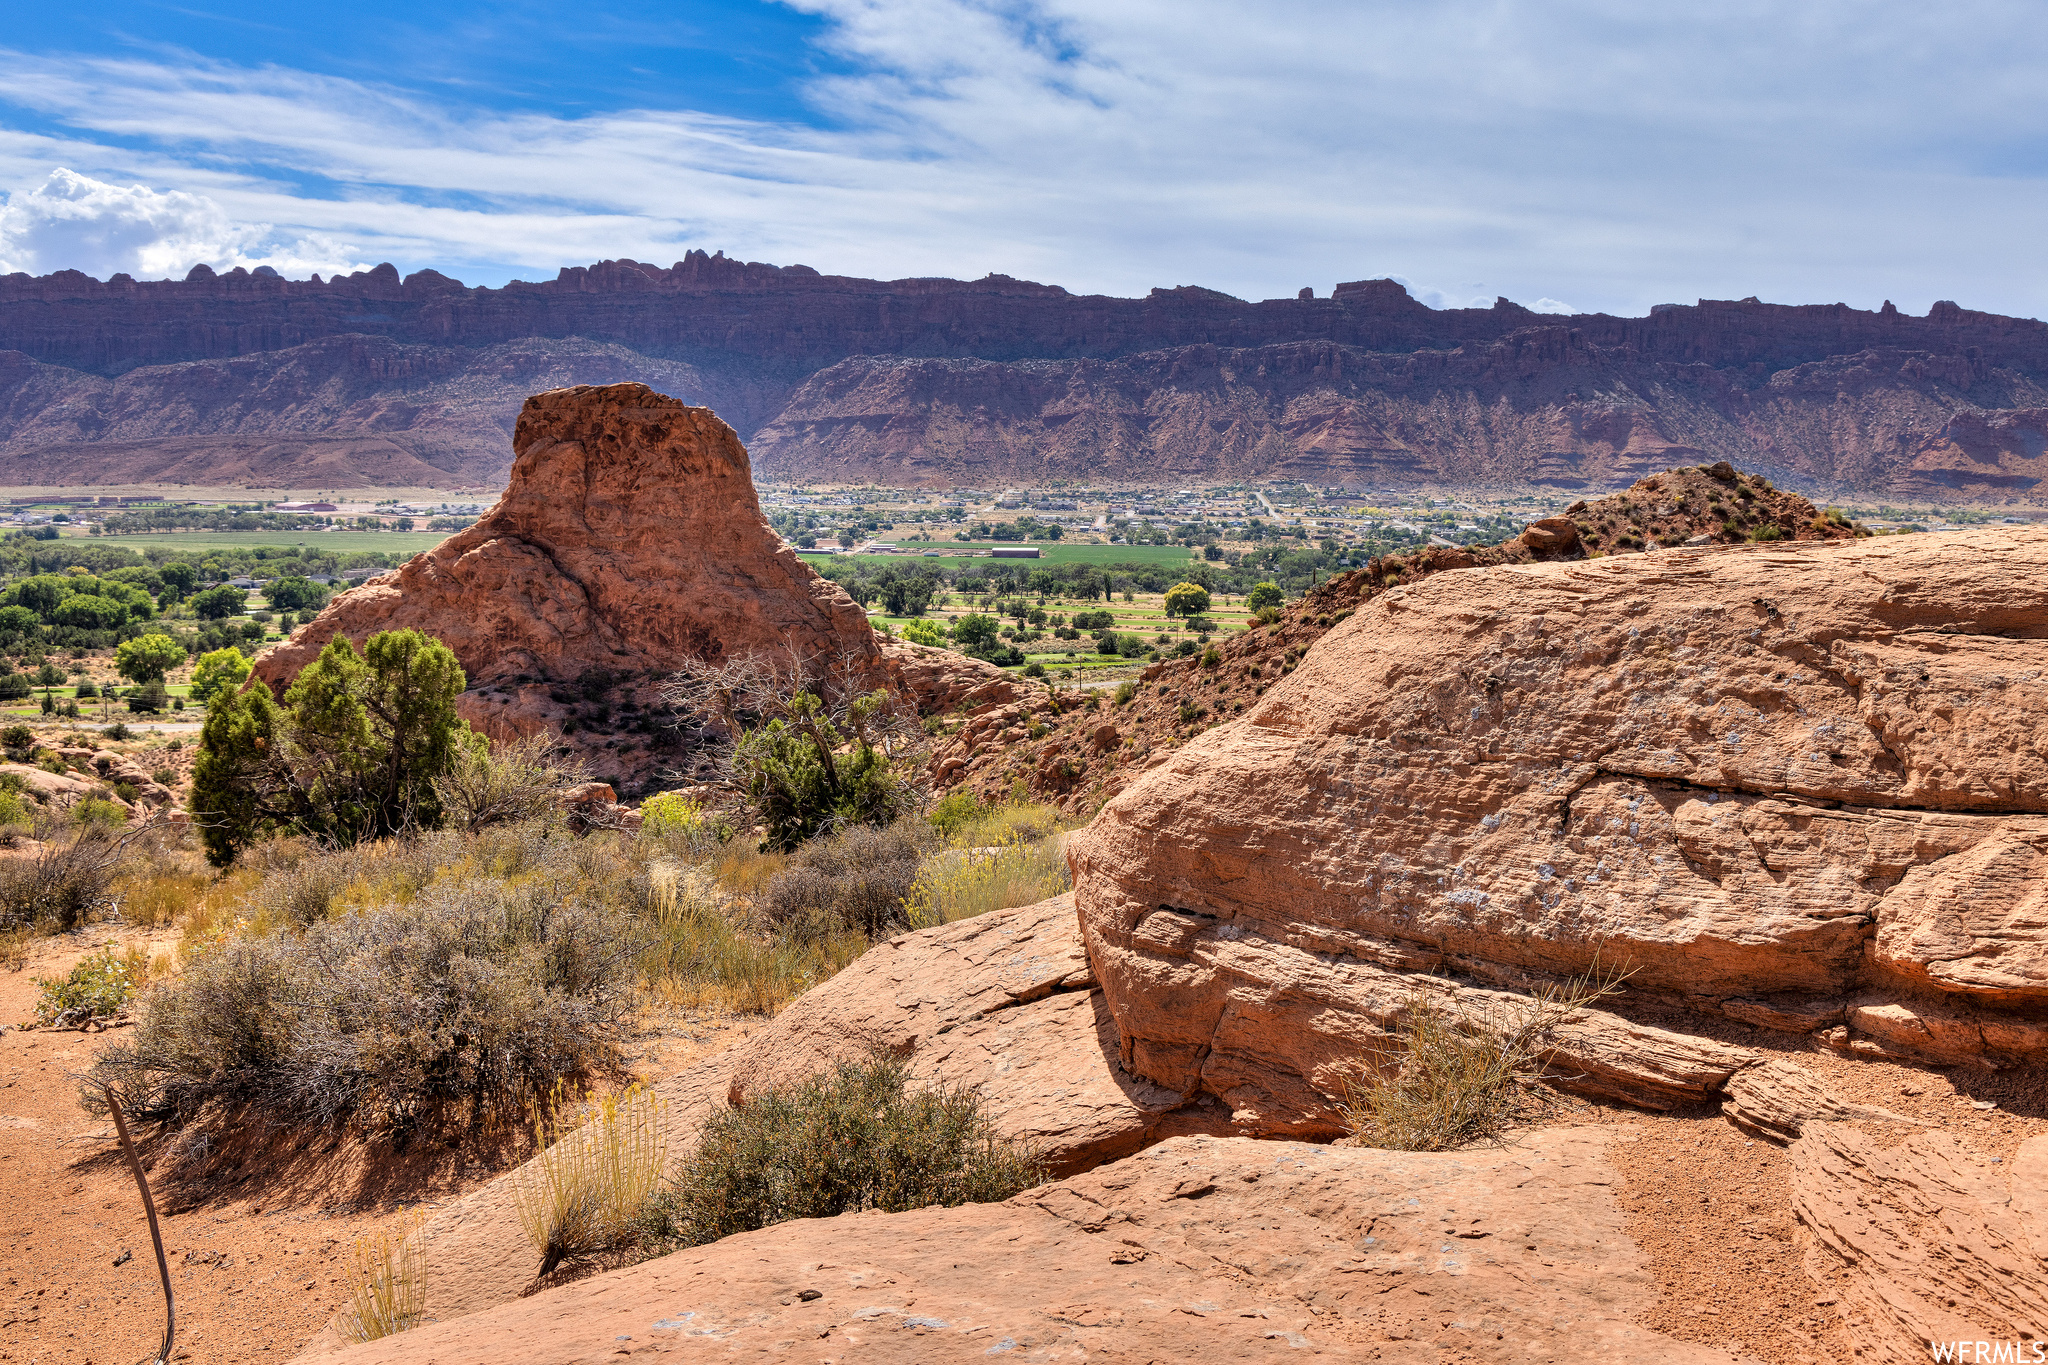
0,256,2042,499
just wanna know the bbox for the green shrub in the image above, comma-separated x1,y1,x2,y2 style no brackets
126,680,168,714
33,943,145,1026
640,791,706,840
188,646,250,704
1246,581,1284,612
73,798,129,828
759,822,931,942
733,692,921,852
1113,680,1137,706
0,724,30,757
652,1056,1040,1247
191,629,475,865
927,789,983,837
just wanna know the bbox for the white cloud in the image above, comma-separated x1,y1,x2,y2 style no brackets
0,167,365,280
0,2,2045,313
1528,298,1574,315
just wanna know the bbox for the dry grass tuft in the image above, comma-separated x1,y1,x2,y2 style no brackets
639,863,865,1015
339,1211,427,1344
1339,962,1631,1152
514,1083,668,1279
904,801,1074,928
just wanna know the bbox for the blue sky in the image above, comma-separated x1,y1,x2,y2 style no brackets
2,1,2048,318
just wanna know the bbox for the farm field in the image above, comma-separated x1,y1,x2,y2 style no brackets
73,530,453,557
867,587,1258,679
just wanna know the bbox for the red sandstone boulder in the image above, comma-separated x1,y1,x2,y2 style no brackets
251,384,1014,778
1069,528,2048,1133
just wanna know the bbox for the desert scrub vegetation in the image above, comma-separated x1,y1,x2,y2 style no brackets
902,795,1075,928
760,821,934,941
635,796,1073,1016
1338,966,1630,1152
191,628,575,864
87,820,649,1136
32,941,168,1027
661,649,927,851
514,1083,668,1277
0,807,176,937
649,1056,1041,1248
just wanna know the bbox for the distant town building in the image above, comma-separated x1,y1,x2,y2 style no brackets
991,546,1041,558
274,501,338,512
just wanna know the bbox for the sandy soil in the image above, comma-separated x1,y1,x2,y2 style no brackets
1586,1013,2048,1365
0,928,752,1364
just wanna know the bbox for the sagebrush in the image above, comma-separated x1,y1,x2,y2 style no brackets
87,825,647,1135
651,1056,1041,1247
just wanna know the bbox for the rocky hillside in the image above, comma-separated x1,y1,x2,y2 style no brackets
933,462,1864,811
4,259,2048,498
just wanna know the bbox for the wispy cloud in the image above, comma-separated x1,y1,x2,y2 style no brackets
1,2,2047,315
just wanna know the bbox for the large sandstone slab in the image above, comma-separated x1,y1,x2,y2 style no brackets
304,1128,1754,1365
1071,529,2048,1122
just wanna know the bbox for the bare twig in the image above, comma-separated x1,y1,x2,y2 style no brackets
103,1083,174,1365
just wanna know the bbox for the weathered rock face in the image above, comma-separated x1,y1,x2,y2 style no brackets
8,259,2048,498
250,382,1013,777
1070,528,2048,1131
302,1128,1749,1365
1792,1124,2048,1364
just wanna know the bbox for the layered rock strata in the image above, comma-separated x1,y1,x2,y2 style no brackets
1792,1124,2048,1364
303,1128,1748,1365
250,383,1014,778
1069,527,2048,1134
7,259,2048,497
